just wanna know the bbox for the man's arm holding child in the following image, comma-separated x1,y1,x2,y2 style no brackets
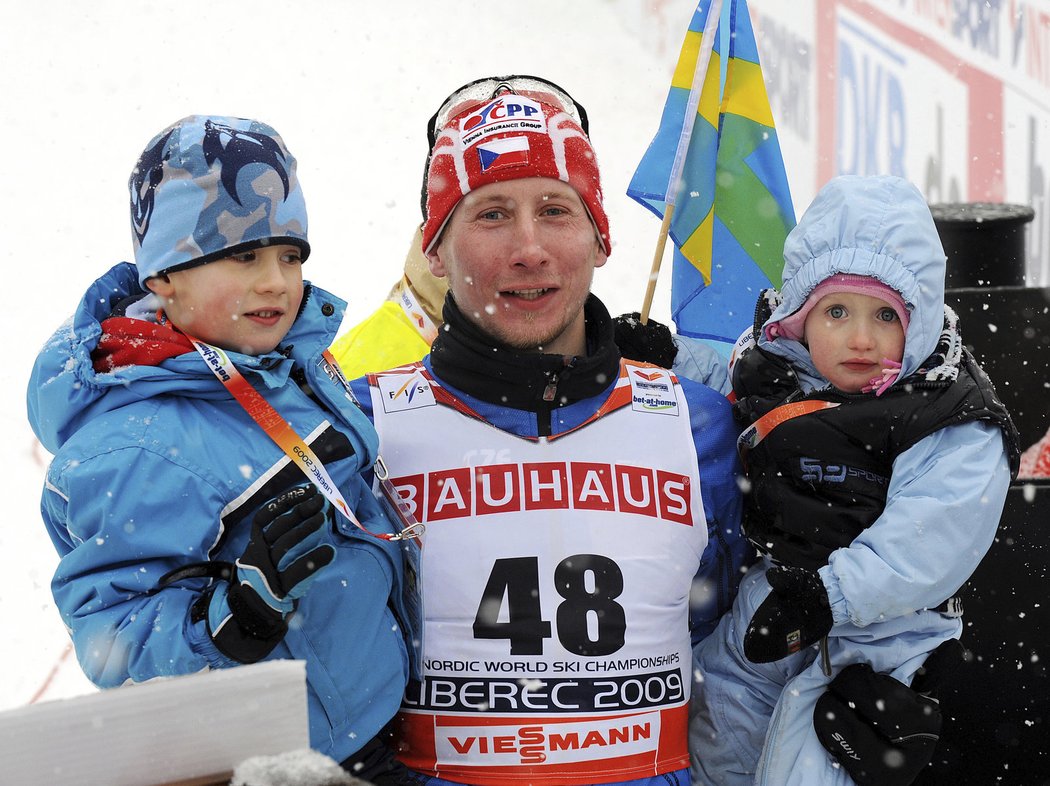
681,379,752,643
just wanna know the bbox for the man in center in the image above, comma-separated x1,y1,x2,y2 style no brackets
349,76,750,786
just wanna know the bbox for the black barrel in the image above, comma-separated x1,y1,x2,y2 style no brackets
929,202,1035,289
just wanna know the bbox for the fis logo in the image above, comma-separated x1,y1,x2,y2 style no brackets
391,376,427,402
378,371,435,413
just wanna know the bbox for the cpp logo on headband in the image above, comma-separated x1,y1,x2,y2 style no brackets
459,95,547,148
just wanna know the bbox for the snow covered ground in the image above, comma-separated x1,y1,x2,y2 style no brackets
0,0,683,710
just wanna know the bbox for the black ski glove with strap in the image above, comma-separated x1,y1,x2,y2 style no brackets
207,484,336,663
613,312,678,369
744,565,834,663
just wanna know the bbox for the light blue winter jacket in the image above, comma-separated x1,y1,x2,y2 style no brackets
673,335,731,396
27,262,409,762
758,176,1013,627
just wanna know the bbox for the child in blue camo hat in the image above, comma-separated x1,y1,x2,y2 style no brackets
28,115,418,782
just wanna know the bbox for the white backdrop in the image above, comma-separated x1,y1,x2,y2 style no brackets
0,0,686,709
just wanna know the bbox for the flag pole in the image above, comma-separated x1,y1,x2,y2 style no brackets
640,205,675,324
637,0,723,326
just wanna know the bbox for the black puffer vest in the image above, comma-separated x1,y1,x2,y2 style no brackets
733,341,1019,572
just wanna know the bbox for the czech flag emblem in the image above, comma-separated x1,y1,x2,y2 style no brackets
477,137,530,172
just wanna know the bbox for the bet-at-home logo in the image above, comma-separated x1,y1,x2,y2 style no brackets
628,369,678,415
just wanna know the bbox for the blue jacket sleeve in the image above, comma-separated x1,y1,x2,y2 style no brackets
43,447,236,688
672,336,731,396
820,419,1012,627
680,380,752,644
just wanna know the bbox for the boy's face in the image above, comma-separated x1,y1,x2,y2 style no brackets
425,176,607,356
803,291,906,392
146,244,305,355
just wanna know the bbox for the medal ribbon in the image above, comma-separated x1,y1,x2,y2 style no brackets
188,336,422,541
737,399,840,460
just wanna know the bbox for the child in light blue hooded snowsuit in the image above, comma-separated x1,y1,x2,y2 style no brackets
27,116,416,779
690,176,1019,786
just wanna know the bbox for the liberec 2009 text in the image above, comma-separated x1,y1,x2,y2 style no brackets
403,669,685,713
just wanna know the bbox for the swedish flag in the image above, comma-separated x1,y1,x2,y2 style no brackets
628,0,795,346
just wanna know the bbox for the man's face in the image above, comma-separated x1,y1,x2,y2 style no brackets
426,177,607,356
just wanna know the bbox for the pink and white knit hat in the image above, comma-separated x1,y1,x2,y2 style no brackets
767,274,911,341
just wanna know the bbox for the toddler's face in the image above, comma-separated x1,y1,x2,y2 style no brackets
148,244,305,355
803,291,906,392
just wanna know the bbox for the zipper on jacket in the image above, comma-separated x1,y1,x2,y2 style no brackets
541,374,558,403
751,293,768,342
538,374,556,437
537,356,579,438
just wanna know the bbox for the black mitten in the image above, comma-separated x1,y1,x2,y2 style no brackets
812,640,963,786
744,565,833,663
613,312,678,369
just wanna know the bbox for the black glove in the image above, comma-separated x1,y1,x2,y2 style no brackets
744,565,833,663
613,312,678,369
210,484,336,662
813,639,964,786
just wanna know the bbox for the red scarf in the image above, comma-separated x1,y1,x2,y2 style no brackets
92,316,194,372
